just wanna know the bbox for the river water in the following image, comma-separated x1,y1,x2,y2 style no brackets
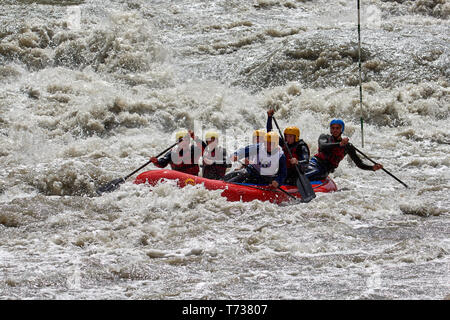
0,0,449,300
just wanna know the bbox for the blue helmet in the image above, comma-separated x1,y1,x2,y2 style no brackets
330,119,345,133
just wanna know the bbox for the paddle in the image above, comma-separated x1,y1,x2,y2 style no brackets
238,161,300,202
272,116,316,203
96,141,179,195
351,144,409,188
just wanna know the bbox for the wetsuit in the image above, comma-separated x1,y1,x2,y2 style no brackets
305,134,374,181
266,115,310,185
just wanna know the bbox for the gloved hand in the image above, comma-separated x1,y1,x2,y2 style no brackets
150,157,158,164
373,163,383,171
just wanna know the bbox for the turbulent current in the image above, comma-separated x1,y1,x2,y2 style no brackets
0,0,449,300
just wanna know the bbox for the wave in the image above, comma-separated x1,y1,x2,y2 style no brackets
236,31,448,90
381,0,450,19
0,9,171,80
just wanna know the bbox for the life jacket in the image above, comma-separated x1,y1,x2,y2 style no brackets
282,142,302,169
170,162,199,176
170,144,201,176
202,146,228,179
255,144,283,176
314,136,346,171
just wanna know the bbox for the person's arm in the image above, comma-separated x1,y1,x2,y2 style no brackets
318,134,340,151
346,145,376,171
266,115,273,132
151,151,171,168
266,109,274,132
191,130,206,152
231,146,246,161
188,130,206,153
295,141,310,172
296,141,310,163
274,154,287,186
232,144,258,161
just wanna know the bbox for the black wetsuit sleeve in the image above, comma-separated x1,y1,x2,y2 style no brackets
266,115,273,132
346,145,374,171
297,141,310,163
295,141,310,172
266,115,284,146
276,154,288,185
318,134,340,151
156,151,172,168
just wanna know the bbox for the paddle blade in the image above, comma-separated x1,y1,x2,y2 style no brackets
296,175,316,203
96,177,125,195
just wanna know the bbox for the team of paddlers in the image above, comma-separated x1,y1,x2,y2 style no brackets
150,109,383,187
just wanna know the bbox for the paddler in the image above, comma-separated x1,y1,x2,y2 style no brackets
242,129,266,166
224,131,287,188
201,131,231,180
304,119,383,181
266,109,310,185
150,130,206,176
222,129,265,181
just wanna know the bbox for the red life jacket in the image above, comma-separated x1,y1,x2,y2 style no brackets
314,137,346,170
170,162,199,176
282,144,299,169
169,146,200,176
202,147,229,179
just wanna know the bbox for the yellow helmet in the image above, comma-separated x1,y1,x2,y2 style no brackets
264,131,279,147
205,131,219,141
252,129,265,143
252,129,265,138
284,126,300,142
175,130,189,141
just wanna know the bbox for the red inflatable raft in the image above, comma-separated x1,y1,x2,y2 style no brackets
134,170,337,204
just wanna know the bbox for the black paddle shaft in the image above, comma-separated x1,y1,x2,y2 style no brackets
272,116,316,202
97,141,179,195
352,145,409,188
124,141,179,180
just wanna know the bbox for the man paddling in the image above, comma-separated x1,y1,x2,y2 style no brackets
201,131,231,180
224,131,287,188
266,109,310,185
305,119,383,181
150,130,206,176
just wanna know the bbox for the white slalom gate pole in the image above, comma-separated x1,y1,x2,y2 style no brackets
357,0,364,148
